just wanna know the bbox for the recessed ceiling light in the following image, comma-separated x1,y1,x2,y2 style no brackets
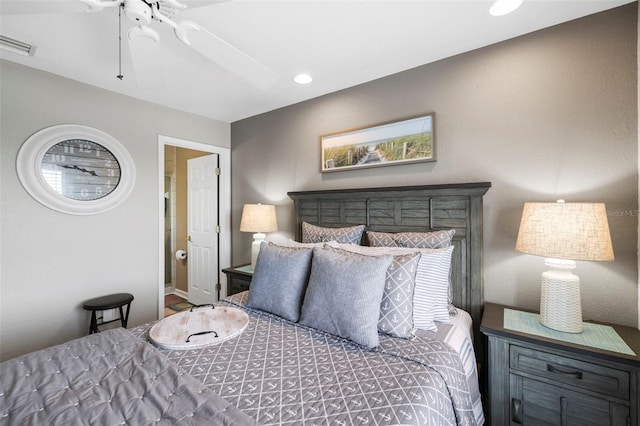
293,73,313,85
489,0,523,16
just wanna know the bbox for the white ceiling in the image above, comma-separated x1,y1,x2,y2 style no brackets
0,0,634,123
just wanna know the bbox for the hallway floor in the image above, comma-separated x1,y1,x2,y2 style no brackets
164,293,188,317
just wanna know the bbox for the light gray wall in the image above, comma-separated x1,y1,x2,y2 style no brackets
0,60,230,361
231,4,639,328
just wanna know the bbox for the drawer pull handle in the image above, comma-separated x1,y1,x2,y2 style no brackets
547,364,583,380
560,396,568,426
511,398,522,424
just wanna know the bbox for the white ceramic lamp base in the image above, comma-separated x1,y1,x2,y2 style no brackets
539,258,583,333
250,232,266,270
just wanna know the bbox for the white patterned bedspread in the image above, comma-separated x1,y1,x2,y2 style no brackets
133,292,482,426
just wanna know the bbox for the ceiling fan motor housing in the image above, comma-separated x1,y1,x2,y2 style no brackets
124,0,152,25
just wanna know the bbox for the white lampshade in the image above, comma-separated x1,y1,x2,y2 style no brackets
516,201,614,333
240,204,278,233
240,204,278,269
516,202,614,262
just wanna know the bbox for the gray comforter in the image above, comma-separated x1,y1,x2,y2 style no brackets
0,327,256,426
1,292,477,425
133,292,478,426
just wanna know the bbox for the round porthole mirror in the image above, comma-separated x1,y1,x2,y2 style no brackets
17,124,136,215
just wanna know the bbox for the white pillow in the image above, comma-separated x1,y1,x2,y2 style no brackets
267,235,327,248
326,242,454,331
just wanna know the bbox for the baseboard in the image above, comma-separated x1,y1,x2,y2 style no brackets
173,288,188,300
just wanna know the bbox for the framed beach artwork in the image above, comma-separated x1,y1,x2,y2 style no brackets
321,113,435,172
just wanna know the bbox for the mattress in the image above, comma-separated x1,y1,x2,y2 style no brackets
133,291,483,425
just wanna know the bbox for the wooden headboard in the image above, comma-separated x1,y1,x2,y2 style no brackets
288,182,491,346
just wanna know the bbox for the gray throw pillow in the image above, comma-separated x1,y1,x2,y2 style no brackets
299,247,392,348
323,242,454,331
302,222,365,244
324,245,421,339
246,242,313,322
367,229,455,249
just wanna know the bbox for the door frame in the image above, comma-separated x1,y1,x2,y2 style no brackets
157,135,231,320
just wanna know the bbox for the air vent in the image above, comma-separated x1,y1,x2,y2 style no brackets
0,35,36,56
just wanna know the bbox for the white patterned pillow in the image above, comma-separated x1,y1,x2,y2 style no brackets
302,222,365,244
327,243,454,331
367,229,455,249
324,244,421,339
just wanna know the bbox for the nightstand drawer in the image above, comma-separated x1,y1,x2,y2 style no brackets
510,345,630,399
222,265,253,296
228,278,250,295
511,376,629,426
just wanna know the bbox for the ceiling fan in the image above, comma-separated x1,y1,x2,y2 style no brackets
1,0,278,89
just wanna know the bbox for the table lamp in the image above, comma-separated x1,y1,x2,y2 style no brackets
515,200,614,333
240,203,278,269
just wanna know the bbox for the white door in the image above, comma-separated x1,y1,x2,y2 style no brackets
187,154,219,305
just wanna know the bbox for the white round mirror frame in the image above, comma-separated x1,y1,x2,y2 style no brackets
16,124,136,215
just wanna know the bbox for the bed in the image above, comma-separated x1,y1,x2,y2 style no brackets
1,182,491,426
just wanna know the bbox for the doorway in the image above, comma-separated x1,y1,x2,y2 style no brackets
158,135,231,320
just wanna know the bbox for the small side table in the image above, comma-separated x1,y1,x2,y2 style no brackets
481,303,640,425
83,293,134,334
222,265,253,296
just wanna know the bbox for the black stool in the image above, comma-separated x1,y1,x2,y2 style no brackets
83,293,134,334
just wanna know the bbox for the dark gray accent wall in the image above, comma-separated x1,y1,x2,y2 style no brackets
231,4,639,327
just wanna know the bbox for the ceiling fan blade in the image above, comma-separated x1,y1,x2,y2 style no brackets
175,20,278,90
127,25,164,88
0,0,116,15
175,1,229,10
0,1,88,15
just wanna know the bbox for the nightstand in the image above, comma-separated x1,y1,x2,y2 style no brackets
222,265,253,296
481,303,640,426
